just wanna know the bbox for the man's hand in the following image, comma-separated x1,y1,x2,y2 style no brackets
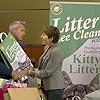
18,67,35,79
11,71,19,81
18,69,29,79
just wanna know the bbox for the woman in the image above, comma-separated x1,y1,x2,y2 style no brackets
29,26,65,100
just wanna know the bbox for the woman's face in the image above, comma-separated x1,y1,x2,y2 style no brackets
41,33,52,46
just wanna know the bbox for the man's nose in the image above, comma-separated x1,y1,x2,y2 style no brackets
23,32,26,35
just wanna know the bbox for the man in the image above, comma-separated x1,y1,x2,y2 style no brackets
0,20,26,80
9,21,26,41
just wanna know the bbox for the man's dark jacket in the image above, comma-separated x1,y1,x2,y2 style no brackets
0,56,12,79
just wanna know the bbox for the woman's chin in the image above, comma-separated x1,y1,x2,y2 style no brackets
42,42,46,45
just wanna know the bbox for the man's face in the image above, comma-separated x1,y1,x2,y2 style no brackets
12,25,26,40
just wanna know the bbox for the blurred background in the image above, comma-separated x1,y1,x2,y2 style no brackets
0,0,99,67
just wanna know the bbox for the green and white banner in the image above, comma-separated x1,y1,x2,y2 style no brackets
50,1,100,99
0,33,33,72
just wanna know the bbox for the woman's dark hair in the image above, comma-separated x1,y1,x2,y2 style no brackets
42,26,60,43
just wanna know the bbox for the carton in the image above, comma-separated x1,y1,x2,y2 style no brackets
0,32,34,82
0,33,33,71
4,88,41,100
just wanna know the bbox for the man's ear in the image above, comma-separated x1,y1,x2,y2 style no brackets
12,29,16,34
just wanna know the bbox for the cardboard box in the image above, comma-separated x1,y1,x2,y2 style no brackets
3,93,10,100
0,33,33,71
4,88,41,100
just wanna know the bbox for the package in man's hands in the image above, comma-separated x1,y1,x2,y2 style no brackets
0,32,34,81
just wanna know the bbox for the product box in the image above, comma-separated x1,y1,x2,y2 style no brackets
0,32,33,71
0,32,34,81
3,88,41,100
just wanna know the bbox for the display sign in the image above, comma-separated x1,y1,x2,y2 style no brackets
50,1,100,99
